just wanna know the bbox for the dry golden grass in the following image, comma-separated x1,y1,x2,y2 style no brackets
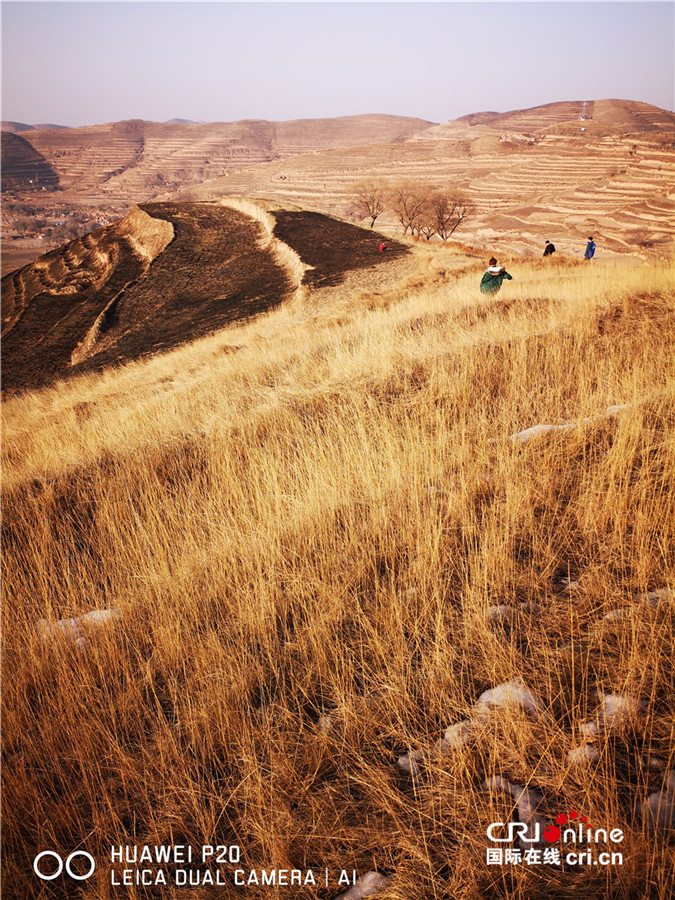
2,248,674,899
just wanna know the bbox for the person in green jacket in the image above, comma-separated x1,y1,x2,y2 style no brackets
480,257,513,294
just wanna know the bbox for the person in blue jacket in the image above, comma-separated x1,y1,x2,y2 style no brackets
584,237,596,259
480,257,513,294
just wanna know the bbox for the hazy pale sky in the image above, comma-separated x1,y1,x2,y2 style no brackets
2,1,673,127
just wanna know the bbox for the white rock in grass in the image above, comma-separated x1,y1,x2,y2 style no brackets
640,774,675,830
443,720,475,749
580,692,645,736
511,784,545,831
641,756,666,773
337,871,393,900
579,720,601,737
474,677,546,719
639,588,674,607
604,608,630,622
484,775,543,818
397,748,425,778
605,404,630,416
318,714,334,734
559,578,581,593
38,608,121,644
483,776,547,844
598,692,645,724
487,604,517,623
567,744,600,765
506,423,576,445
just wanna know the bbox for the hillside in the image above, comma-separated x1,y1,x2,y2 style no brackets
2,229,674,898
1,202,407,392
1,121,68,132
2,114,434,198
182,100,675,256
437,98,675,138
3,100,673,277
0,132,60,190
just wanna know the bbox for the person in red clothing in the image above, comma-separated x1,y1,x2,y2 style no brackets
378,242,387,252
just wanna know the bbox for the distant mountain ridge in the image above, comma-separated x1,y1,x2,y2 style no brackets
421,99,675,140
2,99,673,265
1,121,69,132
1,114,434,197
181,98,675,256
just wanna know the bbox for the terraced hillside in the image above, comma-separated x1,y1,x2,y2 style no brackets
185,99,675,256
3,100,672,277
1,202,406,392
433,98,675,137
5,115,433,200
0,132,59,190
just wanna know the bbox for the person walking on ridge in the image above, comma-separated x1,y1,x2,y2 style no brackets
584,237,596,260
480,257,513,295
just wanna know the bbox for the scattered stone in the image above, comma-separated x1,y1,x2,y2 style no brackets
399,722,474,780
497,404,631,446
559,577,581,592
483,774,512,795
474,677,546,719
37,608,121,645
640,774,675,831
483,775,547,845
597,691,645,724
443,720,475,750
397,749,425,779
336,871,393,900
487,604,517,623
604,608,630,622
318,714,334,734
506,423,576,445
638,588,674,607
567,744,600,765
641,756,666,772
580,691,645,736
579,720,601,738
511,784,546,833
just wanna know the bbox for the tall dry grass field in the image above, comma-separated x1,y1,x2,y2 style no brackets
2,250,674,899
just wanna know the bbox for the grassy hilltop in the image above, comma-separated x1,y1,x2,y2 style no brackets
2,224,675,899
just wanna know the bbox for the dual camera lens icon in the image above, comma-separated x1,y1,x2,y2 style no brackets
33,851,96,881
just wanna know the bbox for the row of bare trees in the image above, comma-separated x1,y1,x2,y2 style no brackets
348,179,475,240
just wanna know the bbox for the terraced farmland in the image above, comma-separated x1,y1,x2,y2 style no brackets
185,101,675,256
10,115,433,201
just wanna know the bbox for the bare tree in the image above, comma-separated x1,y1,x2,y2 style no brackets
418,198,439,241
348,179,387,228
387,180,429,237
429,191,475,240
